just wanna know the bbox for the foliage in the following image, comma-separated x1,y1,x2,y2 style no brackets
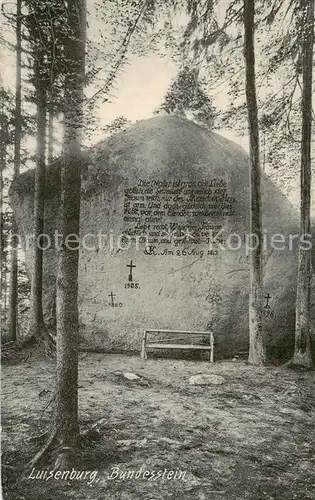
102,115,132,136
164,0,314,202
157,65,216,129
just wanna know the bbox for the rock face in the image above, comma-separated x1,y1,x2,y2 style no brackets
10,115,315,359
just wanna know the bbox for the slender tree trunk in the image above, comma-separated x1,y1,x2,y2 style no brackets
28,53,49,343
243,0,265,365
0,117,5,259
9,226,19,340
9,0,22,341
48,104,54,166
0,134,6,325
4,254,8,318
292,0,314,369
54,0,86,446
0,98,8,325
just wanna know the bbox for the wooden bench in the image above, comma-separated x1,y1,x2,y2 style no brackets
140,329,214,362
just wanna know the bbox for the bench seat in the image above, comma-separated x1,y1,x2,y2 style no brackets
146,343,212,350
141,329,214,362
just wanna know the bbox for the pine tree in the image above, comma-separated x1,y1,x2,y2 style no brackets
0,101,9,327
24,2,50,345
243,0,265,365
23,0,66,347
8,0,22,341
291,0,314,369
54,0,87,450
158,65,215,129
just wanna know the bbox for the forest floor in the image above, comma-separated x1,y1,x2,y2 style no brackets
2,352,315,500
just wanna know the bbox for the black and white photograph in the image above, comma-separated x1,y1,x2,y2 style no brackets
1,0,314,498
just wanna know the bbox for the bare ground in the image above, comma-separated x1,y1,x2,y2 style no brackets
1,352,315,500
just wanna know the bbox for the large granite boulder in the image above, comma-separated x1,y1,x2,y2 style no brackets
10,115,315,359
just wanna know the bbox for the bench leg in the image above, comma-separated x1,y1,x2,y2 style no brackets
209,333,214,363
141,330,147,359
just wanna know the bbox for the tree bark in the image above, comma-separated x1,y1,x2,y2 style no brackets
28,52,49,343
0,93,9,326
48,104,54,166
54,0,86,446
9,0,22,341
243,0,265,365
292,0,314,369
0,112,7,325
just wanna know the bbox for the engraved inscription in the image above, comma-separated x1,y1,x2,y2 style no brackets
123,178,236,249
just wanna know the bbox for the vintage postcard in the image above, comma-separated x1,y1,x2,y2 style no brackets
1,1,314,499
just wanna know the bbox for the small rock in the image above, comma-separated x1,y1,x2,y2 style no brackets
123,372,141,381
159,437,183,445
117,438,148,449
117,439,132,447
189,374,226,386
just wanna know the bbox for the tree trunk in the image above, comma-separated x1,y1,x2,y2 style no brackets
243,0,265,365
28,52,49,343
9,0,22,341
54,0,86,446
292,0,314,369
48,104,54,165
0,143,6,326
0,100,8,325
